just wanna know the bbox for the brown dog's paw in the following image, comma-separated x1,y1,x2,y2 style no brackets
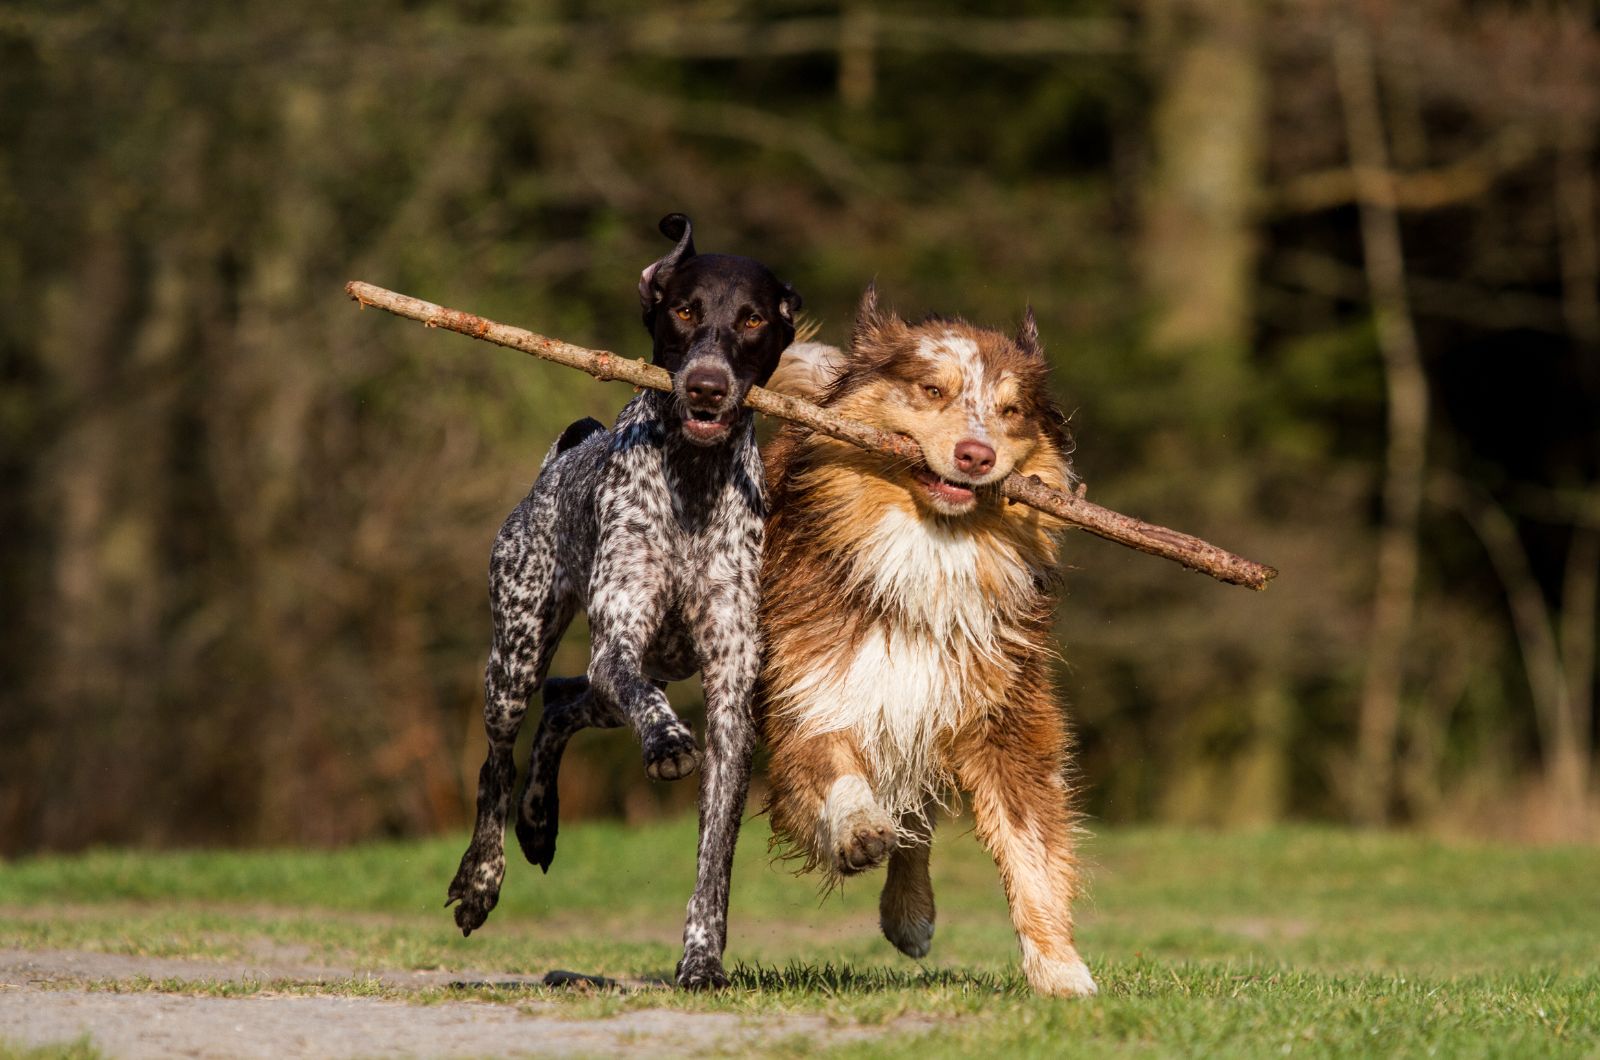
833,810,896,875
881,910,935,958
880,883,936,958
819,775,896,875
1021,940,1098,998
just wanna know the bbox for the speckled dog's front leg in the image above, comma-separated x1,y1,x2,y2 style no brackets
676,573,762,990
676,675,756,988
587,545,700,781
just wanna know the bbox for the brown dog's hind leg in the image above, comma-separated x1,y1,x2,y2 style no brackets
949,701,1096,998
879,796,937,958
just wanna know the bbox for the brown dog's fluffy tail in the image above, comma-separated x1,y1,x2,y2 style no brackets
767,340,846,403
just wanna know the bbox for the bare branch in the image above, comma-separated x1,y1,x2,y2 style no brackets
345,281,1278,591
531,15,1131,59
1433,476,1591,826
1555,114,1600,352
1269,249,1568,334
1272,128,1541,215
1560,524,1597,803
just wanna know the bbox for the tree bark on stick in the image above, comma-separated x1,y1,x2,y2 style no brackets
345,280,1278,591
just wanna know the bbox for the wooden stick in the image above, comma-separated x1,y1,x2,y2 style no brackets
346,280,1278,590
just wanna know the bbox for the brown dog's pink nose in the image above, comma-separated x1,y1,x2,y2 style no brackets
953,440,995,476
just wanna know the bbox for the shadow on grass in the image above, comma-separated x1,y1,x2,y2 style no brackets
448,963,1019,997
447,969,669,993
728,961,1017,996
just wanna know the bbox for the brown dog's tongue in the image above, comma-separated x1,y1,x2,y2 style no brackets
912,467,976,503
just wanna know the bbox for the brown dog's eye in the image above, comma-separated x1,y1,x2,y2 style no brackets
1001,405,1020,418
744,315,764,329
924,385,942,400
675,307,693,322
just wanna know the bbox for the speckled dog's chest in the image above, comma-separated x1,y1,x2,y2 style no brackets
589,418,766,683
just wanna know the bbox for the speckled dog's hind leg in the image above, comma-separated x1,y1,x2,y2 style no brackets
515,676,625,872
447,526,575,936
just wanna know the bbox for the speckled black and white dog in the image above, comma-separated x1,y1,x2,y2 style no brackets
446,214,800,989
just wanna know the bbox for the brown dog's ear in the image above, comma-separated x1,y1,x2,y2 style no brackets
639,213,697,329
851,281,901,354
1016,304,1045,361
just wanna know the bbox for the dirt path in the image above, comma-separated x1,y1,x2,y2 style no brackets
0,949,905,1058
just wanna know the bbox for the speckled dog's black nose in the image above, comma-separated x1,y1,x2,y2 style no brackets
683,365,730,407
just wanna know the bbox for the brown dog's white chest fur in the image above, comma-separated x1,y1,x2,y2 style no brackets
767,505,1037,823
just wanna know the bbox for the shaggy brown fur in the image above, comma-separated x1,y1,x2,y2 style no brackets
758,286,1096,997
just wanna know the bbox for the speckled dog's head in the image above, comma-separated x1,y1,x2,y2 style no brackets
639,214,802,446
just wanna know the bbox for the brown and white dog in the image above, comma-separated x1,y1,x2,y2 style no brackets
757,286,1097,997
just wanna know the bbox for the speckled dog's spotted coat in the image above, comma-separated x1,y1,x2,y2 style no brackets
447,215,801,989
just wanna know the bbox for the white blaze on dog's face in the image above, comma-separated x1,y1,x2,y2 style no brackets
827,286,1063,517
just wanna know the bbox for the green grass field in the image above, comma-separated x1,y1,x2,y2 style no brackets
3,817,1598,1057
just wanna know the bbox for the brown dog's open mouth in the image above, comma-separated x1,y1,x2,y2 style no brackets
682,409,737,442
911,467,977,508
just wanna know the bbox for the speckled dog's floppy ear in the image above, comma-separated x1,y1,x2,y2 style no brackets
778,282,802,325
639,213,697,329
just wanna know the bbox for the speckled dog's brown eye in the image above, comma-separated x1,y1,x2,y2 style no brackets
745,314,764,329
924,385,942,400
675,307,693,322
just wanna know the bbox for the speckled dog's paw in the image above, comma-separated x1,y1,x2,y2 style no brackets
642,721,701,781
514,793,559,873
445,848,504,936
676,952,730,991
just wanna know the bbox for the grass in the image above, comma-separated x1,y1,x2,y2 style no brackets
0,1040,102,1060
3,818,1598,1057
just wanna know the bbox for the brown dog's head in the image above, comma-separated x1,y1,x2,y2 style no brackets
823,284,1071,516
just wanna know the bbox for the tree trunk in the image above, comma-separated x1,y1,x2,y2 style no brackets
1141,0,1264,373
1334,21,1431,826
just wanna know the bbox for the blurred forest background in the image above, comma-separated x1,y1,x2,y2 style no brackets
2,0,1597,855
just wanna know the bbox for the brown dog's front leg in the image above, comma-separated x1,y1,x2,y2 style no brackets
950,709,1097,998
764,727,895,877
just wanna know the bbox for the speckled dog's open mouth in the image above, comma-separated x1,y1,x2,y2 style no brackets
682,408,737,442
